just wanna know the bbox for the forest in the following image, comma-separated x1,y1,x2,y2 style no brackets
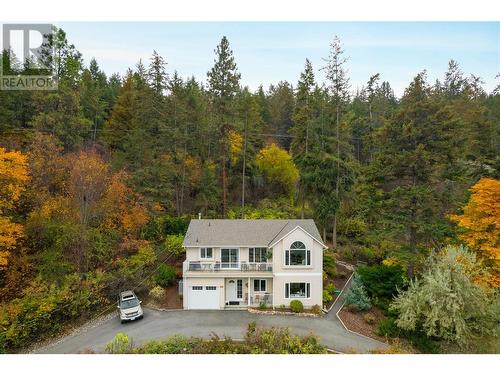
0,27,498,353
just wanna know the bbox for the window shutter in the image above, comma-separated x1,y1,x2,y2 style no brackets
285,283,289,298
254,279,259,291
306,283,310,298
307,250,311,265
249,248,254,263
285,250,289,265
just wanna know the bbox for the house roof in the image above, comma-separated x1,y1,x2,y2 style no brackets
182,219,324,248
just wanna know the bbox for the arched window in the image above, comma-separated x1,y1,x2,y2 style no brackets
285,241,311,266
290,241,306,250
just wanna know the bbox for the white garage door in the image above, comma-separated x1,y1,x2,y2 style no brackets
187,285,220,309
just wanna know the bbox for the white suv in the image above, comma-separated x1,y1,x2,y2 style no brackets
118,290,144,323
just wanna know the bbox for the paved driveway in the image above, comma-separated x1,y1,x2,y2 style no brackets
37,270,386,354
38,306,386,354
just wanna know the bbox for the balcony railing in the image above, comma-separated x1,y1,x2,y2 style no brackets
183,261,272,272
250,292,273,307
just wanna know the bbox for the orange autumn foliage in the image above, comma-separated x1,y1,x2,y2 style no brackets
100,171,149,237
0,147,29,268
450,177,500,288
450,178,500,262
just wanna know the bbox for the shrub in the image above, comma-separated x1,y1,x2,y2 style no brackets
164,234,185,257
323,251,337,278
345,273,371,311
363,312,376,325
290,300,304,313
356,264,405,311
325,283,337,295
106,332,133,354
244,324,326,354
149,285,165,301
337,270,347,279
376,317,399,337
154,264,177,287
259,301,268,309
311,304,322,315
132,323,327,354
323,289,333,304
0,273,105,351
391,246,499,347
346,303,360,313
138,335,192,354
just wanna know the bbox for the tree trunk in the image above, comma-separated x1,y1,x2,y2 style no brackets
332,213,337,249
408,166,418,279
222,153,227,218
300,185,305,219
333,103,340,246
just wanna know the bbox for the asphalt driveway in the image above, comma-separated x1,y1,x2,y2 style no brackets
37,306,386,354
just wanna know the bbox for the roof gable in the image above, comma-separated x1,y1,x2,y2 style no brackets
268,225,327,249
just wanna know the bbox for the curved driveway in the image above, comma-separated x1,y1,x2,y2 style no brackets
38,285,386,354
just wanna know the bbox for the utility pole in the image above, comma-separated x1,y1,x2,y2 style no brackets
241,109,248,218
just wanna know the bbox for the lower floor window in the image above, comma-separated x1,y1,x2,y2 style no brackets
237,279,243,299
253,279,266,292
285,282,310,298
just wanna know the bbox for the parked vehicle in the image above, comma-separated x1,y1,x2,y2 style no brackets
117,290,144,323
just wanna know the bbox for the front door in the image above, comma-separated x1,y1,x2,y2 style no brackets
221,248,239,268
226,279,243,303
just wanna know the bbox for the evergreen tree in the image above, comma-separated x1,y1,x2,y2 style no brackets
207,36,241,217
322,35,353,247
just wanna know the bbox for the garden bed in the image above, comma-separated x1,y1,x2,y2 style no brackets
248,307,320,317
145,282,183,310
323,262,354,311
331,263,353,291
338,305,386,341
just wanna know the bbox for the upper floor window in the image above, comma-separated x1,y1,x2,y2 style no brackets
285,241,311,266
200,247,213,259
249,247,267,263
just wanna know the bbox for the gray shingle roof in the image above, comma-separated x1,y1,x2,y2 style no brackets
182,219,323,247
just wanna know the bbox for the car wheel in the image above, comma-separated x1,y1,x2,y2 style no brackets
120,320,125,324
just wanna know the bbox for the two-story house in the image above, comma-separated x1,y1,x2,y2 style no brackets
182,219,326,310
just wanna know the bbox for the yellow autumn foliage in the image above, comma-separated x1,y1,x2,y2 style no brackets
0,147,29,268
228,129,243,165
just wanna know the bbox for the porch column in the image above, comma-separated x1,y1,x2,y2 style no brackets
271,278,275,309
247,277,250,306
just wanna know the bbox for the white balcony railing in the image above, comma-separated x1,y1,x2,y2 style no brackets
183,261,272,272
250,292,273,306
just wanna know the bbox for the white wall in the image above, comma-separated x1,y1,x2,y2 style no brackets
271,227,323,308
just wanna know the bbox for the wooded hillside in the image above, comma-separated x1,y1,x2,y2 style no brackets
0,28,498,352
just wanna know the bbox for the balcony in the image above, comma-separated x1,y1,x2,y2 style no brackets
183,261,272,273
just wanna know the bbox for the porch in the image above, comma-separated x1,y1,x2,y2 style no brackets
223,277,273,309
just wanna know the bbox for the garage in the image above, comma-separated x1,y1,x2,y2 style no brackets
187,285,220,309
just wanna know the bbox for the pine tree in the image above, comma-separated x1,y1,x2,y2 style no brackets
207,36,241,217
322,35,352,247
291,59,316,217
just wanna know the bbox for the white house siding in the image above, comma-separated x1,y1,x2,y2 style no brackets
183,223,325,310
271,226,323,308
